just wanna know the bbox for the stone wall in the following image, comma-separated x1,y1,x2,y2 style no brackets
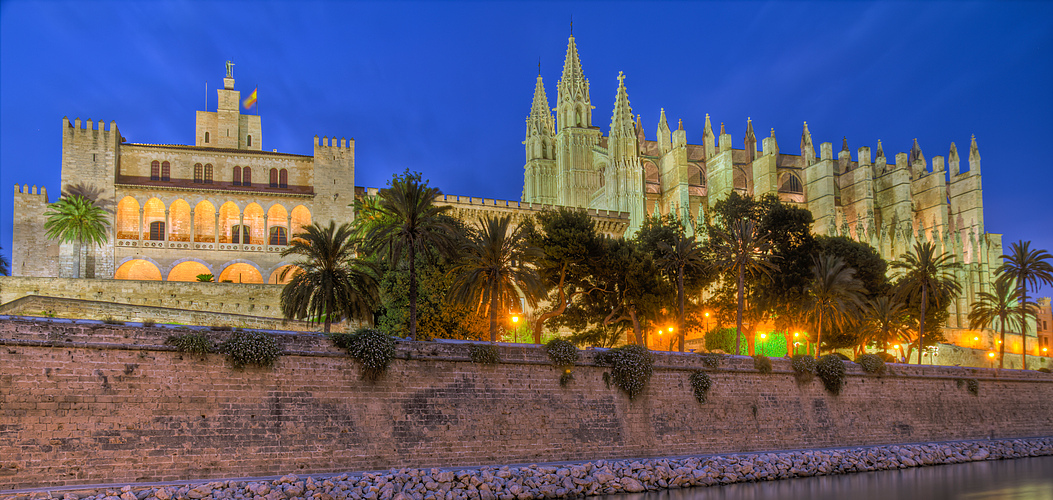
2,318,1052,489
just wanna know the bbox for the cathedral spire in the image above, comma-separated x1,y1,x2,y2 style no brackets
556,34,591,129
842,136,849,152
969,134,981,173
609,72,634,139
801,121,815,164
527,74,554,138
876,139,884,159
657,108,671,154
948,142,960,175
702,113,715,159
910,138,925,166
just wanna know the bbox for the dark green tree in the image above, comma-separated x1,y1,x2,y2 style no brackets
891,242,962,364
279,221,379,333
657,233,708,351
859,293,910,358
996,240,1053,370
802,254,866,358
968,278,1024,370
709,219,778,355
43,195,111,279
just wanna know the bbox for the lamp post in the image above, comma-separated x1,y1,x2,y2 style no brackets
704,312,711,333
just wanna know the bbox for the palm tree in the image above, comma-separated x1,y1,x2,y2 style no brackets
0,245,8,276
860,294,910,358
802,254,866,359
43,195,110,279
657,233,707,352
280,221,379,333
366,172,455,340
996,240,1053,370
890,242,962,365
968,278,1024,370
447,215,542,342
710,219,777,356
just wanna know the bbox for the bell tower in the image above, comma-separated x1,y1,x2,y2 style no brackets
554,34,601,208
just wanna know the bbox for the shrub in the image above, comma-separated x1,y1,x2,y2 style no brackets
704,328,746,354
856,353,886,374
559,368,574,387
752,355,772,374
700,353,724,369
469,343,500,364
196,274,214,282
545,338,579,367
966,378,979,396
596,345,654,399
102,317,124,325
166,332,213,355
217,330,282,369
1038,367,1051,373
337,328,396,381
791,354,816,374
690,370,713,404
816,354,847,395
875,352,896,363
831,352,851,361
142,319,156,327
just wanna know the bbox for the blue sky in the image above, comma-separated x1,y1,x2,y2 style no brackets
1,0,1051,294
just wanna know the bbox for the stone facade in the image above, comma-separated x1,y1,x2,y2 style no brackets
524,35,1009,343
1,319,1052,489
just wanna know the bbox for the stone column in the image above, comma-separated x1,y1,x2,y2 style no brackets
238,212,245,251
138,207,144,245
214,211,220,251
189,209,196,248
286,215,292,245
164,209,171,247
264,214,270,252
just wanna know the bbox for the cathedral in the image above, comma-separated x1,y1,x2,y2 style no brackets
523,35,1008,343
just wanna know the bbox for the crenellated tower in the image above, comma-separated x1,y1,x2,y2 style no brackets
554,34,601,208
522,73,557,205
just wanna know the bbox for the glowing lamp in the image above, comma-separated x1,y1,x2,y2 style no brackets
760,333,767,339
794,332,799,338
988,352,996,358
669,327,674,332
704,312,710,318
974,336,979,342
511,315,519,323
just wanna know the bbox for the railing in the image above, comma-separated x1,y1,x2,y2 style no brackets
116,237,288,253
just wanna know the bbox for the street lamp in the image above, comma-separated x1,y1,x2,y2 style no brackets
704,312,711,332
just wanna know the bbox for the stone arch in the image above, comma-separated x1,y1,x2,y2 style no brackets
218,261,264,284
267,264,303,284
169,199,192,242
167,259,213,282
194,200,216,243
218,201,240,244
115,196,140,240
143,198,166,240
290,205,312,238
644,161,660,193
244,203,265,245
114,259,162,281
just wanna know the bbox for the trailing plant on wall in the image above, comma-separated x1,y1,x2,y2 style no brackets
816,354,847,395
166,332,213,355
966,378,980,396
596,345,654,400
699,353,725,369
690,370,713,404
332,328,397,381
752,355,772,374
791,354,816,374
217,330,282,369
468,343,500,364
545,338,580,387
856,353,886,374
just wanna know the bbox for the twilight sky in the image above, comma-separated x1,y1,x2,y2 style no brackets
1,0,1051,295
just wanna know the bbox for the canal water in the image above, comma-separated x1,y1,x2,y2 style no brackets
601,456,1053,500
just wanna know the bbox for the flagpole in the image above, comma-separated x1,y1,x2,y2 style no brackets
205,80,208,111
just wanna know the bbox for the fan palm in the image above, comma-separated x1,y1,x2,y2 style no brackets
657,233,707,352
890,242,962,365
367,173,455,340
710,219,778,355
860,294,910,358
280,221,379,333
447,215,542,342
996,240,1053,370
802,254,866,359
43,195,111,279
968,278,1024,370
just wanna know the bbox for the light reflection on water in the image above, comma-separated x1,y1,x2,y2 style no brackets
602,456,1053,500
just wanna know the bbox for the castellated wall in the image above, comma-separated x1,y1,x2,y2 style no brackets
2,319,1051,489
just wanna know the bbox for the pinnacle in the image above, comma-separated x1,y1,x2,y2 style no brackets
560,35,585,87
720,122,725,135
609,72,634,138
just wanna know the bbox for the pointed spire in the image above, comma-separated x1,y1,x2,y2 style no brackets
556,34,591,130
636,114,645,143
657,108,671,153
703,114,714,140
702,113,715,159
560,35,586,93
720,122,725,135
968,134,981,174
876,139,884,158
800,121,814,164
609,71,634,139
948,142,960,175
910,138,925,165
842,136,849,152
745,117,755,142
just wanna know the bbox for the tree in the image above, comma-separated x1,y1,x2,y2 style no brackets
859,294,910,358
657,233,707,351
43,195,110,279
447,215,543,342
527,207,605,343
279,221,379,333
996,240,1053,370
366,171,456,340
0,245,8,276
709,219,777,355
594,237,671,345
815,236,889,299
802,254,866,359
968,278,1024,370
890,242,962,365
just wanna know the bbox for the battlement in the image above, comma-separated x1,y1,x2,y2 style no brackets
314,135,355,149
13,183,49,201
65,116,119,133
357,187,629,221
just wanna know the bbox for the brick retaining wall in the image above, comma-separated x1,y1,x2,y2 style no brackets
2,318,1052,489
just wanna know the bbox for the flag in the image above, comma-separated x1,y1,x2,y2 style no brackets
242,87,257,110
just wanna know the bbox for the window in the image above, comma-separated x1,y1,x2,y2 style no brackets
247,135,252,147
150,160,160,181
269,227,287,246
279,169,288,188
149,221,165,241
780,173,803,194
231,224,250,244
204,164,213,184
193,163,203,183
242,167,252,187
204,131,210,144
161,161,171,181
232,166,241,186
269,168,279,188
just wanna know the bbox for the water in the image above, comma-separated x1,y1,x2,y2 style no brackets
601,456,1053,500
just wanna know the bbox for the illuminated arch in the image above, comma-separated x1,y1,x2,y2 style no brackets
167,260,212,282
244,203,265,245
290,205,312,239
268,264,302,284
115,196,140,240
194,200,216,243
143,198,165,240
218,262,264,284
169,199,191,242
114,259,162,281
218,201,240,244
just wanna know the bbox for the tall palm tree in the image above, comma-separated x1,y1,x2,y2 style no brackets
367,173,455,340
802,254,866,359
657,233,707,352
710,219,777,356
280,221,379,333
860,294,910,358
447,215,543,342
43,195,110,279
0,245,8,276
996,241,1053,370
890,242,962,365
968,278,1024,370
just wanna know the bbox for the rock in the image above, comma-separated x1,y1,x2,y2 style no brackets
621,478,645,493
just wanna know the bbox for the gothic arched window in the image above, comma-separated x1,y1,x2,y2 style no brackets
161,161,171,181
232,166,242,186
231,224,250,244
204,164,213,184
279,169,288,188
150,161,160,181
269,168,279,188
247,135,253,147
242,167,252,187
204,132,210,144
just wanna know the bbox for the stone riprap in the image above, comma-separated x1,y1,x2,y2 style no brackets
4,438,1051,500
